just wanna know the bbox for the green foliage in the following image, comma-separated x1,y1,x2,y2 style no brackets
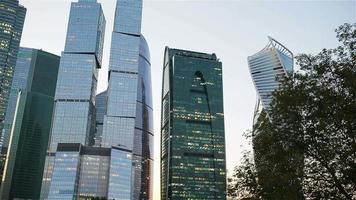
228,132,262,199
253,110,305,200
229,23,356,199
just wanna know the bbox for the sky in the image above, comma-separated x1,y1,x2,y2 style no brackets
19,0,355,199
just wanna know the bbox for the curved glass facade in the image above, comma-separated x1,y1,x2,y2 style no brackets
102,0,153,199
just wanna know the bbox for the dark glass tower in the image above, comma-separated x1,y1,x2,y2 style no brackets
0,47,32,182
0,0,26,133
0,48,60,200
1,48,33,154
161,47,226,200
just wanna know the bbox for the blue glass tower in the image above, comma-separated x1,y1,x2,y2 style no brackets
41,0,106,198
102,0,153,199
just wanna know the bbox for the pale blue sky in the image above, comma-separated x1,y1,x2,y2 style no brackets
19,0,355,199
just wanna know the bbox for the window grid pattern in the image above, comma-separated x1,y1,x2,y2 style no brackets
41,1,105,198
131,155,153,200
0,0,26,132
55,53,97,101
48,152,80,200
78,155,110,198
49,102,90,152
137,49,153,107
109,32,140,73
248,37,293,113
103,1,153,198
108,149,132,200
114,0,142,35
102,116,135,149
0,47,32,149
106,72,137,117
40,156,55,199
133,129,154,159
161,48,226,200
134,102,153,133
64,1,105,66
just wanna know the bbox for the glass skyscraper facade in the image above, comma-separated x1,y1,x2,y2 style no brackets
161,47,226,200
0,0,26,131
48,0,105,151
78,148,110,198
48,144,111,200
48,146,81,200
0,48,60,200
41,0,153,199
41,0,106,199
0,48,60,152
0,48,32,153
248,36,293,121
248,37,304,198
102,0,153,199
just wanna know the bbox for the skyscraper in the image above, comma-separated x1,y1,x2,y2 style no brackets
248,37,303,198
0,0,26,138
41,0,106,198
161,47,226,200
248,36,293,121
0,47,60,200
101,0,153,199
0,47,31,180
248,37,294,158
1,48,50,154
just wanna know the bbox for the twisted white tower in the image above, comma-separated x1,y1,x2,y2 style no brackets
248,36,293,122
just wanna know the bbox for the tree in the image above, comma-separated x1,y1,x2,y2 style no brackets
228,132,262,200
229,23,356,199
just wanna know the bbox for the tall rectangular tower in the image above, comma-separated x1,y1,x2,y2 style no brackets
161,47,226,200
102,0,154,199
0,0,26,142
1,48,33,151
41,0,106,198
0,47,60,200
0,48,32,175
